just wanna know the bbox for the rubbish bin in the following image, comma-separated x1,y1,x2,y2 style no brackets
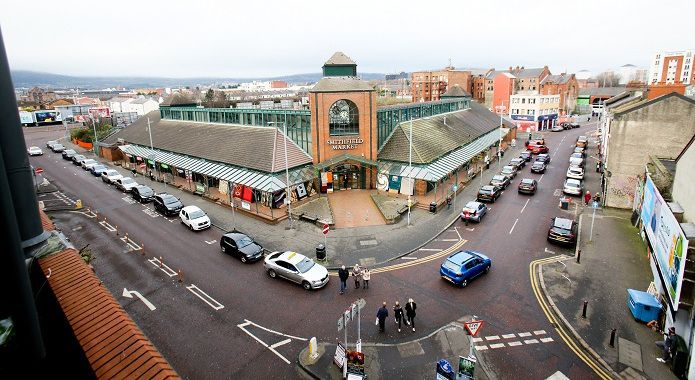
436,359,455,380
315,244,326,261
429,202,437,213
560,197,569,210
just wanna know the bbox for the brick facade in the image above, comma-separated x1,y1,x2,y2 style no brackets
411,68,472,102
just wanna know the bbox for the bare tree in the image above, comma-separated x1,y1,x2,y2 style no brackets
595,71,621,87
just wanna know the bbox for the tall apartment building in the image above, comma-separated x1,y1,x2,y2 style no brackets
411,67,472,102
649,49,694,85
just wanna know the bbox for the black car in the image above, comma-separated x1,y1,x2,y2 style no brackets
476,185,502,203
562,122,573,130
530,160,547,173
570,123,580,129
509,157,526,169
547,217,578,246
220,232,264,263
153,193,183,216
519,151,532,162
489,174,510,189
61,149,77,160
132,185,155,203
517,178,537,195
535,153,551,164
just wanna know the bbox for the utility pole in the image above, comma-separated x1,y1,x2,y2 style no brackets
408,115,413,227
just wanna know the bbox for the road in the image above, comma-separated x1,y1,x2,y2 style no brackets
25,122,601,379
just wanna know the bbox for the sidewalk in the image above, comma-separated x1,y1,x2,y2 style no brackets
540,207,677,379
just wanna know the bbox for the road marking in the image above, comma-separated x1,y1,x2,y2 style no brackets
237,325,291,364
524,339,539,344
270,339,292,349
122,288,156,311
143,208,159,218
545,247,556,254
509,218,519,234
70,209,97,218
418,248,442,252
440,238,459,242
485,335,500,341
236,319,307,365
502,334,516,339
518,332,532,337
186,284,224,310
99,220,116,232
553,189,562,197
204,239,217,245
72,226,83,231
400,256,418,260
147,257,177,277
534,330,547,335
465,227,475,231
120,235,141,251
541,337,554,343
539,174,545,183
472,337,483,343
508,341,523,347
489,343,505,349
453,226,462,240
122,196,136,204
475,345,489,351
360,239,378,246
520,199,530,214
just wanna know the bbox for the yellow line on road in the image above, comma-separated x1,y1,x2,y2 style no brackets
529,257,611,379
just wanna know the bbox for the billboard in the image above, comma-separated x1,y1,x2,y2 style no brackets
640,176,689,311
89,107,111,118
19,111,34,124
34,110,62,124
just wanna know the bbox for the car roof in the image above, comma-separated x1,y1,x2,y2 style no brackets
135,184,152,191
568,166,583,171
571,153,583,158
521,178,535,183
448,250,476,264
277,251,307,265
104,169,119,174
182,205,203,213
120,177,134,181
222,231,250,240
537,153,549,157
480,185,494,190
566,178,581,184
510,157,522,161
464,201,482,208
532,160,544,165
502,165,514,170
492,175,505,180
553,217,574,229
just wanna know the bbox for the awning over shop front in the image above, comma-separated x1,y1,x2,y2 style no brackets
314,153,378,171
378,128,508,183
119,144,314,192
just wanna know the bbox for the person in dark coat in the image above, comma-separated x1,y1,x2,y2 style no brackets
393,301,404,332
338,265,349,295
405,298,417,332
376,302,389,332
656,327,677,363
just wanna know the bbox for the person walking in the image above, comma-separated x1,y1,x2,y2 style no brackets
362,267,370,289
376,302,389,333
352,264,362,289
656,327,677,363
338,265,349,295
405,298,417,332
393,301,404,332
584,190,592,206
593,192,601,204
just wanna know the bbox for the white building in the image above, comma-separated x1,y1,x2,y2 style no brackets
108,97,133,113
509,92,560,131
649,49,694,85
618,64,647,84
121,97,159,116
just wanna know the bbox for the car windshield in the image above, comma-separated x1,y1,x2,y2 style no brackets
492,175,505,181
464,202,478,210
566,181,580,188
65,150,75,154
84,159,96,164
533,161,543,166
571,153,583,159
164,197,180,205
569,168,582,173
443,260,461,272
502,167,513,173
521,179,534,184
122,178,136,184
189,210,206,219
106,170,118,176
296,257,315,273
237,236,254,248
93,165,106,170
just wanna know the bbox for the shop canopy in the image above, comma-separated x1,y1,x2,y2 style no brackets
119,144,313,192
378,128,508,183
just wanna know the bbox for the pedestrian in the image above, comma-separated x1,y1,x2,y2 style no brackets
338,265,349,295
405,298,417,332
656,327,677,363
376,302,389,333
584,191,592,206
393,301,404,332
446,195,452,210
352,264,362,289
593,192,601,204
362,267,370,289
596,161,601,173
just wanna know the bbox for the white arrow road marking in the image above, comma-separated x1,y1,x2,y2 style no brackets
186,284,224,310
122,288,156,311
544,247,555,254
147,257,177,277
204,240,217,245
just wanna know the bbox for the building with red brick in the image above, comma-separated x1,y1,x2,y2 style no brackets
411,67,472,102
539,73,579,114
647,49,693,99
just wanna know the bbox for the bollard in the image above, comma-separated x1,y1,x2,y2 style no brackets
609,329,616,347
115,225,119,236
141,244,145,256
177,269,183,283
159,256,163,268
582,300,588,318
576,249,581,263
125,232,128,241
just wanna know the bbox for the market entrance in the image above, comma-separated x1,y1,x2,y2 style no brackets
331,163,365,190
315,154,378,193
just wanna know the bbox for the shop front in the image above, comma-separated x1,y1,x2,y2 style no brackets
315,153,377,193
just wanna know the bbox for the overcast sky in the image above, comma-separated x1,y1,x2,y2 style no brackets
2,0,693,79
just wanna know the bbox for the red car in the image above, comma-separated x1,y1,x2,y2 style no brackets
529,144,549,154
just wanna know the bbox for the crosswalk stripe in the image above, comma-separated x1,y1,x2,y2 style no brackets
518,332,532,337
507,341,523,347
524,339,539,344
502,334,516,339
489,343,505,349
533,330,547,335
540,337,554,343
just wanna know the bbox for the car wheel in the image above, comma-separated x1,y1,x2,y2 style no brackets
484,265,490,273
189,224,193,231
461,279,468,288
240,256,247,263
268,269,277,278
302,281,312,290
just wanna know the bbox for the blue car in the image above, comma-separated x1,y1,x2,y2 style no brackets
90,165,108,176
439,250,491,287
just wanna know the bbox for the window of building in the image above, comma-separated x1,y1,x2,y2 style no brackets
329,99,359,136
656,54,660,59
532,86,536,90
521,98,526,104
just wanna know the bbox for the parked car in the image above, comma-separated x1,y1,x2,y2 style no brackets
569,152,585,167
530,160,547,173
570,123,580,129
81,158,98,170
51,143,65,153
179,205,211,231
115,177,139,192
264,251,329,290
101,169,123,184
153,193,184,216
71,154,86,165
563,178,583,196
547,217,578,246
536,153,551,164
220,232,264,263
439,250,491,287
131,185,155,203
525,138,546,146
46,140,58,149
517,178,538,195
551,125,564,132
573,146,586,157
500,165,517,180
61,149,77,160
519,151,532,162
576,136,588,148
561,122,573,130
27,146,43,156
566,166,585,180
489,174,510,189
476,185,502,203
509,157,526,169
530,144,549,154
90,165,108,176
460,201,488,223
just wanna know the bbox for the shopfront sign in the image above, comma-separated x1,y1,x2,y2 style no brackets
511,115,535,121
327,137,364,150
640,176,689,311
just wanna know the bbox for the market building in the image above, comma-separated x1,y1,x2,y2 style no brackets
101,53,513,223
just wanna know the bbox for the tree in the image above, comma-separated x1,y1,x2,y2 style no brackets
595,71,621,87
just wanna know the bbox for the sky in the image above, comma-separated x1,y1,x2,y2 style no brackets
1,0,693,79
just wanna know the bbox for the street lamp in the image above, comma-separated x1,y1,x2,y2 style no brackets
495,103,506,169
268,121,293,228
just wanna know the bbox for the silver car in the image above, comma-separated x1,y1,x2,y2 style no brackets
264,251,329,290
563,178,583,196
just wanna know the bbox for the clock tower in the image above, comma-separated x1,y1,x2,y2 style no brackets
309,52,378,191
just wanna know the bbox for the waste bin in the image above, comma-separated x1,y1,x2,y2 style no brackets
560,197,569,210
316,244,326,261
429,202,437,213
627,289,662,323
436,359,455,380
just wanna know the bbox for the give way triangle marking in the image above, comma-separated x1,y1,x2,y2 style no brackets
464,320,485,337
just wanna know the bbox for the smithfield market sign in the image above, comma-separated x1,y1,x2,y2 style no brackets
327,137,364,150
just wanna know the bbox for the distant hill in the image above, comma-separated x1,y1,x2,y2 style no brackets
10,70,386,89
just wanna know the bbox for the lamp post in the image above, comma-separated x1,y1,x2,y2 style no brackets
268,121,292,228
407,114,413,227
495,103,506,170
91,115,98,155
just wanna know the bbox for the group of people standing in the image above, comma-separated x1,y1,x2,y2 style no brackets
376,299,417,333
337,264,370,294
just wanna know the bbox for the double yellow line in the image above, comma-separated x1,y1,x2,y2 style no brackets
530,256,612,379
330,239,468,276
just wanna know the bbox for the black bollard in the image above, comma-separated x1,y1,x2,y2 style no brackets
576,249,581,263
582,300,588,318
609,329,616,347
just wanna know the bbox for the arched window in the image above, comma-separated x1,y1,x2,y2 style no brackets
329,99,359,136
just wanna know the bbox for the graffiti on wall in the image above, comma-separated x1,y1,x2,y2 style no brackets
609,175,639,208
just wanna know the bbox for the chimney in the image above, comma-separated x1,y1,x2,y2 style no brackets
521,66,524,70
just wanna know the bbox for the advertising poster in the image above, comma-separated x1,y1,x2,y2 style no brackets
399,177,414,196
376,173,389,191
388,175,401,194
640,176,689,311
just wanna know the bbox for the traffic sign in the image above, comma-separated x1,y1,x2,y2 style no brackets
35,167,44,174
592,201,599,209
464,320,484,336
322,224,329,235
